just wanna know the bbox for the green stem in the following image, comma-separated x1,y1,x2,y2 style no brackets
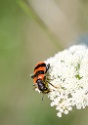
17,0,64,50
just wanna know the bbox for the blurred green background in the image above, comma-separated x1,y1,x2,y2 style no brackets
0,0,88,125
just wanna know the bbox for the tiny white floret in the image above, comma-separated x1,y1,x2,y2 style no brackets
45,45,88,117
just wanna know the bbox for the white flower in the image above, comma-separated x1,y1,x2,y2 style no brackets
45,45,88,117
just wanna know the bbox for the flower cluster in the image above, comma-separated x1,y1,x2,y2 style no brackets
45,45,88,117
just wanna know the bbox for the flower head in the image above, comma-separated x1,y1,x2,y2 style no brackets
45,45,88,117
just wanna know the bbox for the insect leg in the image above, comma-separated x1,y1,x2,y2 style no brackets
45,63,50,73
47,81,58,88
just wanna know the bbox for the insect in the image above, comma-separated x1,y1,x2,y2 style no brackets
31,61,56,94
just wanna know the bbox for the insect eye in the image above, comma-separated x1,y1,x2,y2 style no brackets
44,87,47,90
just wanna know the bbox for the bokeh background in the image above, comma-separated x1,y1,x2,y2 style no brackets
0,0,88,125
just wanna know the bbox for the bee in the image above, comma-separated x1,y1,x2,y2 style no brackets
31,61,56,94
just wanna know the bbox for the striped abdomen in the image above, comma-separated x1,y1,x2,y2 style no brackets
32,62,47,83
